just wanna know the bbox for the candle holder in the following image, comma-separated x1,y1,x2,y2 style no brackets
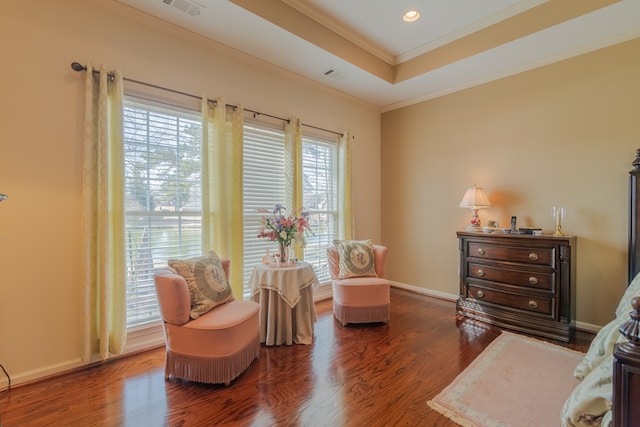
552,206,565,237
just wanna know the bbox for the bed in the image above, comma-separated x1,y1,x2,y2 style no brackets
612,149,640,427
561,150,640,427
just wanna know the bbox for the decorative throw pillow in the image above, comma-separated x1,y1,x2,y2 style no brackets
333,239,378,279
168,251,234,319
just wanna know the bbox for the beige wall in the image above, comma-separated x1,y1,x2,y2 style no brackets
0,0,380,386
381,38,640,329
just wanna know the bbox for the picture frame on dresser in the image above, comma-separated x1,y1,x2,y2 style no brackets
486,220,499,229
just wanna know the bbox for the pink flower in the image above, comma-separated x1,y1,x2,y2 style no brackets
256,204,313,247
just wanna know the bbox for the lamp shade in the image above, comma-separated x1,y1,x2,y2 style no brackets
459,186,491,208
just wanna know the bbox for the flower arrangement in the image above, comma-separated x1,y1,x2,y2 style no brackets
257,204,312,248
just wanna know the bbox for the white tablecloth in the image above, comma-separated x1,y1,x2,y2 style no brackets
249,262,319,346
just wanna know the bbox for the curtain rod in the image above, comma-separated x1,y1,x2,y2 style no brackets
71,62,343,137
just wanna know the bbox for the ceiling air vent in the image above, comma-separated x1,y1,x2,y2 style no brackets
323,68,348,80
160,0,202,17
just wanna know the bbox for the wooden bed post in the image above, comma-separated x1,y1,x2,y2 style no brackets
629,149,640,283
613,297,640,427
612,149,640,426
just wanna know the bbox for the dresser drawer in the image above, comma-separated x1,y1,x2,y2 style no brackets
468,263,554,291
467,285,553,316
468,242,554,267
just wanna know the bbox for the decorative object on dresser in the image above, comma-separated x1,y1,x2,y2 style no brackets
458,185,491,232
456,231,576,342
553,205,566,237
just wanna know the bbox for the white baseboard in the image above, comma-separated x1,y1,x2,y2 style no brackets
390,281,602,333
390,281,459,301
0,324,165,391
317,278,460,303
313,281,333,301
123,322,165,355
575,320,601,334
0,356,85,391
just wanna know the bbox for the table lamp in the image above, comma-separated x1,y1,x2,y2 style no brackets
459,185,491,232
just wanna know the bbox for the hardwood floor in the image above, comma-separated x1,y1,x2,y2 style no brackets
0,288,592,427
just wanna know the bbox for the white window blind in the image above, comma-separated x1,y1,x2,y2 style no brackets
242,123,339,294
242,122,287,298
123,97,203,328
301,136,338,283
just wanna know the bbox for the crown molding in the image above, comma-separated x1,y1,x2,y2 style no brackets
282,0,395,65
396,0,548,64
382,29,640,112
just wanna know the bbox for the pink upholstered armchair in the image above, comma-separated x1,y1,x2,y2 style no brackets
154,259,260,385
326,244,390,326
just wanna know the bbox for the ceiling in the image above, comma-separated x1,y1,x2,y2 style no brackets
117,0,640,111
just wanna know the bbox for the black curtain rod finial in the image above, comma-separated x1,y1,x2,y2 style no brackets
71,62,86,72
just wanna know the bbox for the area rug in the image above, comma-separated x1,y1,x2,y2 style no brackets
427,331,584,427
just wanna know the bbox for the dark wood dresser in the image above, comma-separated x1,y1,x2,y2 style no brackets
456,231,576,342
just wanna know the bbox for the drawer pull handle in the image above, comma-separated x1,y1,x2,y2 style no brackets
528,276,538,285
528,300,538,309
477,248,485,255
476,269,485,277
528,252,539,261
476,290,485,298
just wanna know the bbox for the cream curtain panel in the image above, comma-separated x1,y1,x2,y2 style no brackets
202,98,245,298
81,64,127,361
338,131,354,240
284,117,305,260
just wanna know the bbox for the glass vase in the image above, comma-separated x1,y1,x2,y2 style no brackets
278,241,289,264
552,206,565,237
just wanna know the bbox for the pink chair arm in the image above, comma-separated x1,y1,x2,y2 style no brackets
327,246,340,280
154,259,231,326
372,245,387,278
154,267,191,326
221,259,230,280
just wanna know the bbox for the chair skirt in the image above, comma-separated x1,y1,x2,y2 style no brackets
332,278,390,326
162,300,260,385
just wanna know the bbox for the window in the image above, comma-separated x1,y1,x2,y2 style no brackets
242,120,339,295
123,97,203,328
242,122,287,298
121,97,341,327
301,136,338,283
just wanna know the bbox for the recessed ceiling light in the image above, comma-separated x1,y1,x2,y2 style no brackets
403,10,421,23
